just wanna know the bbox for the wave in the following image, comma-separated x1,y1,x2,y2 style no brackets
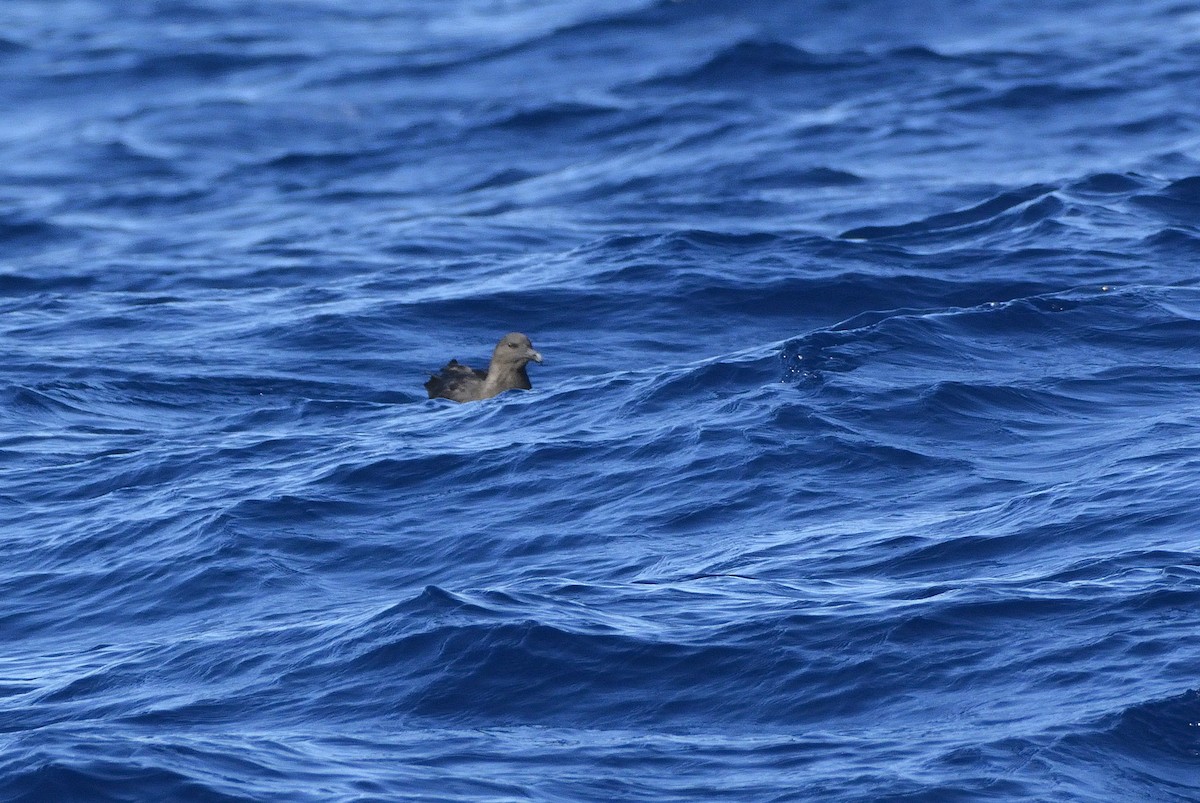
487,100,623,131
952,81,1120,111
1043,689,1200,801
0,213,70,251
4,0,1200,799
840,184,1058,242
0,761,228,803
655,39,865,84
1131,175,1200,223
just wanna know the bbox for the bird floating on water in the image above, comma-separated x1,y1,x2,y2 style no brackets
425,332,543,403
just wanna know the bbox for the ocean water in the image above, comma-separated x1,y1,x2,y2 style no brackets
2,0,1200,800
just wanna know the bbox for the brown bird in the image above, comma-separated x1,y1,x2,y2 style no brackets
425,332,543,402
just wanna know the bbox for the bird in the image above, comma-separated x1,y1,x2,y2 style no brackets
425,332,543,402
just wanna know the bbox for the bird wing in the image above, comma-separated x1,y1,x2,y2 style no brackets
425,359,488,401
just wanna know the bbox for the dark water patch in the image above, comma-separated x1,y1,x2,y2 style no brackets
221,492,362,534
1045,690,1200,802
1097,689,1200,762
1069,172,1147,195
317,451,504,496
253,310,384,353
630,357,777,409
738,165,865,189
298,55,477,86
647,39,867,87
0,212,71,250
465,167,539,192
3,385,95,419
0,762,252,803
1141,228,1200,254
488,100,623,131
1044,550,1200,584
0,272,86,295
840,184,1057,242
1113,112,1195,135
1130,176,1200,222
375,584,504,623
779,287,1200,488
954,81,1120,111
45,46,310,86
1159,175,1200,202
66,139,183,181
293,612,918,727
260,145,396,176
0,36,27,54
14,453,187,504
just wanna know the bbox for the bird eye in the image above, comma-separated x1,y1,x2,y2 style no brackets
508,342,518,348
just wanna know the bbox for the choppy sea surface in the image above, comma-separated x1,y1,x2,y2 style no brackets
3,1,1200,800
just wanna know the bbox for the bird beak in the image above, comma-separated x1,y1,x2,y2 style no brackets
528,349,543,364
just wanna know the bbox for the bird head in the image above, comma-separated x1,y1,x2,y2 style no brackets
493,332,542,366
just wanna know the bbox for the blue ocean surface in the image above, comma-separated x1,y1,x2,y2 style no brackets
3,0,1200,800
